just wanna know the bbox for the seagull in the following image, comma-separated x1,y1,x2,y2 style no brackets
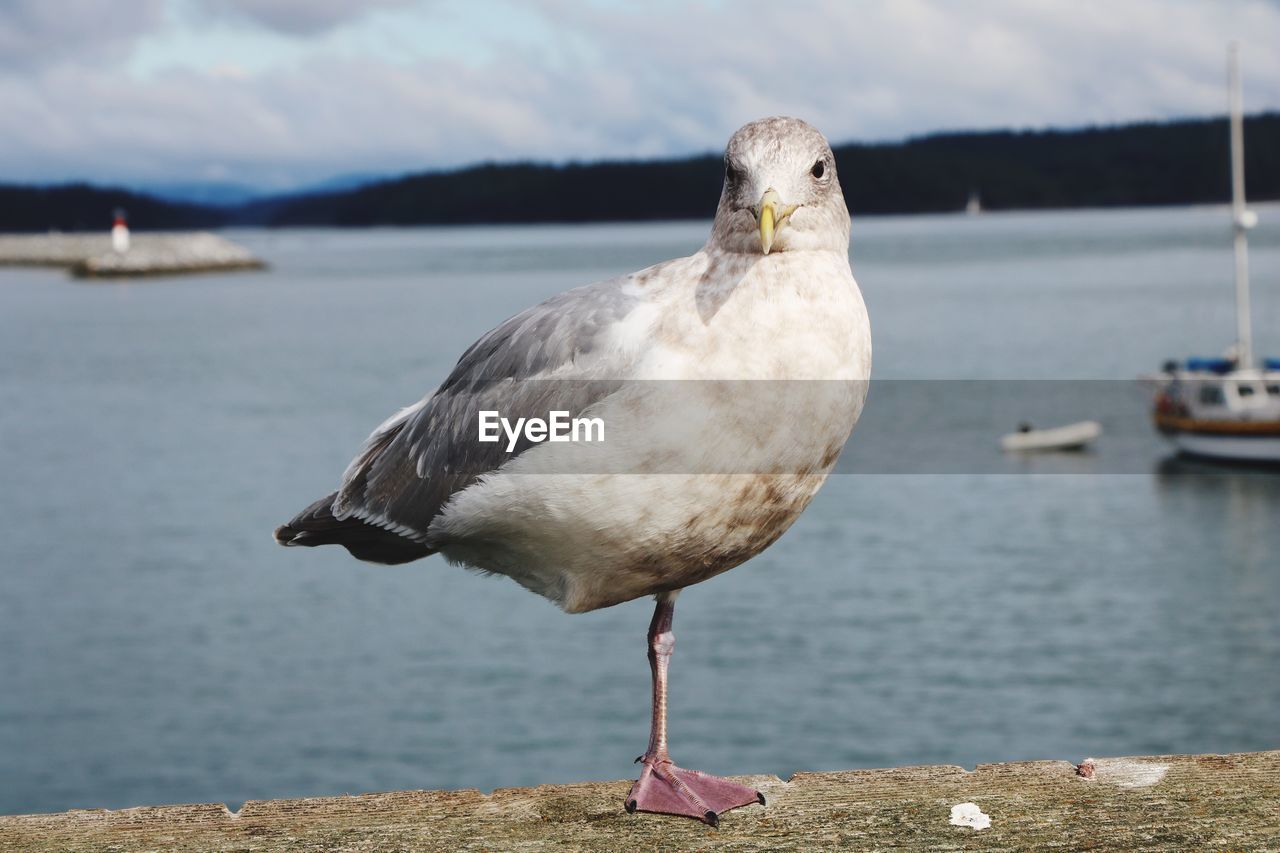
275,116,872,826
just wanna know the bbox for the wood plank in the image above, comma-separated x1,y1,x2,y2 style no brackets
2,750,1276,851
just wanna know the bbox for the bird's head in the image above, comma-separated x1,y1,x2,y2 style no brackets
709,116,850,256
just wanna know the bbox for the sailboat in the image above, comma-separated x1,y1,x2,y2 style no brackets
1148,45,1280,463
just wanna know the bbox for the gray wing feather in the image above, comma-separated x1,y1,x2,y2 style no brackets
332,278,640,540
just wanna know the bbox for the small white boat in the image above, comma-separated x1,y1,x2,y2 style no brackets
1001,421,1102,453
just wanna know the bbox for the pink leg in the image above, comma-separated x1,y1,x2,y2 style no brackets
624,591,764,826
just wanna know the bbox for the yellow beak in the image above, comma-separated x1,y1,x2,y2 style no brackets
756,188,797,254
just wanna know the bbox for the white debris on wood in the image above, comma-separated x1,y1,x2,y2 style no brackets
949,802,991,830
1090,758,1169,788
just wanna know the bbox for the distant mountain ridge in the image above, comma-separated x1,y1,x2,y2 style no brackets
139,181,265,206
0,183,228,232
2,113,1277,232
136,172,393,206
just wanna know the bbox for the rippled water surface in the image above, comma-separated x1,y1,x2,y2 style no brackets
2,205,1278,815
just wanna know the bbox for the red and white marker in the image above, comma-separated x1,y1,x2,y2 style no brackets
111,211,130,253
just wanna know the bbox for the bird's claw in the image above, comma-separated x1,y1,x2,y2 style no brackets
624,755,763,826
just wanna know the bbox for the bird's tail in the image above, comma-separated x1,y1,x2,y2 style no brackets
273,491,348,546
274,491,429,565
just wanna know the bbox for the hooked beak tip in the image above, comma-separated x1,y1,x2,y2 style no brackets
756,188,794,255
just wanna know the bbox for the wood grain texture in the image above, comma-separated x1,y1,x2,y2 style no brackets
2,750,1276,851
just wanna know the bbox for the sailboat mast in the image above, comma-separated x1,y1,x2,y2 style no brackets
1228,42,1254,370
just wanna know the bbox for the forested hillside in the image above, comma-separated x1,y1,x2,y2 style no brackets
3,114,1276,232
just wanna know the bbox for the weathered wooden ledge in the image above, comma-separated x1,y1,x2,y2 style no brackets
0,231,265,278
2,750,1276,851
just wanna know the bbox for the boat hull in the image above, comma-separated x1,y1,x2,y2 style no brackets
1168,431,1280,463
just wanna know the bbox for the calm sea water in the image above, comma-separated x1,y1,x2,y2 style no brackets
1,206,1278,816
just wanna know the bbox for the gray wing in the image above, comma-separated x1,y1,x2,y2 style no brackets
331,277,642,541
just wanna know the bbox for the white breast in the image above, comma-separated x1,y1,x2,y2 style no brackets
431,248,871,613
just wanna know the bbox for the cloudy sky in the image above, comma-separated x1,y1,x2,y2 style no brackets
2,0,1278,190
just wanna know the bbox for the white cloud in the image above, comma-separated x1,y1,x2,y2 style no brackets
0,0,1277,188
0,0,166,71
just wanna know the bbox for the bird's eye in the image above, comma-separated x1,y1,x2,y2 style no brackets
725,162,740,183
811,159,826,179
